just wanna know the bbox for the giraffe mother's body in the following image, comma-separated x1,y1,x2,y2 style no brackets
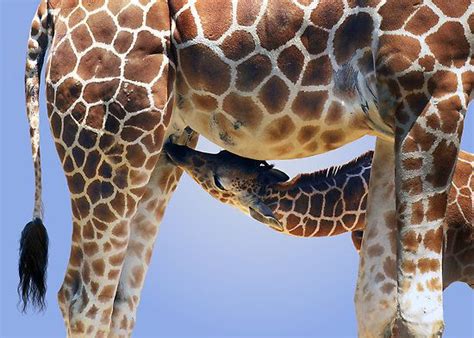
20,0,474,337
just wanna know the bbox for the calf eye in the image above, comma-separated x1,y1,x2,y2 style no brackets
213,174,226,190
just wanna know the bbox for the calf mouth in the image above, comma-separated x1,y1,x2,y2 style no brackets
249,207,284,232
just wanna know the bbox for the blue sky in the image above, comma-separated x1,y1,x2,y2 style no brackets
1,1,473,337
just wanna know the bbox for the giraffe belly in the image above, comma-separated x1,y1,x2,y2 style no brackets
174,51,376,160
173,49,380,159
174,43,376,159
173,46,382,160
175,99,371,160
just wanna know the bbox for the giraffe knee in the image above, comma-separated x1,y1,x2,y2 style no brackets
57,286,70,321
58,274,105,336
57,271,81,317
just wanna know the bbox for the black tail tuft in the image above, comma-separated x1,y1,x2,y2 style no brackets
18,218,49,313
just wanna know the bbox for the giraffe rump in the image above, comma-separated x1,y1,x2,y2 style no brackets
18,218,49,312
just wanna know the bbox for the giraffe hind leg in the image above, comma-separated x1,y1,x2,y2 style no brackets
45,1,176,333
54,122,170,337
109,129,198,337
50,66,175,337
355,138,397,337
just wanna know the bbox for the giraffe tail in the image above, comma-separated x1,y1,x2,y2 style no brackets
18,0,52,313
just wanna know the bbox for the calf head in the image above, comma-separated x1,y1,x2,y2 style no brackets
164,142,289,231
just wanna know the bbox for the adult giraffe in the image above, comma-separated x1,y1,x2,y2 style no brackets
20,0,473,337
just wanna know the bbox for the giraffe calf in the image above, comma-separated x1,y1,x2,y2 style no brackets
164,142,474,289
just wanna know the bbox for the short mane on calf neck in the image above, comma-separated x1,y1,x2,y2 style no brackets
165,144,474,289
264,151,373,237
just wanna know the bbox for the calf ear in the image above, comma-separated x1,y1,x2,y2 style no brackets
249,200,284,232
262,168,290,184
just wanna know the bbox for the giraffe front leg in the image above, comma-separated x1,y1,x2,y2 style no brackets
109,130,198,338
392,95,467,337
355,139,397,337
